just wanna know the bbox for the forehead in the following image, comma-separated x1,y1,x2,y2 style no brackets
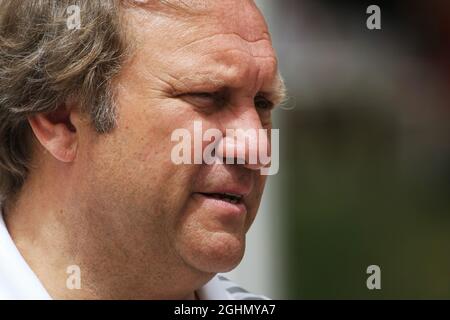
136,0,269,34
126,0,272,48
123,0,279,93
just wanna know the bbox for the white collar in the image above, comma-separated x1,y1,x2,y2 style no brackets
0,207,52,299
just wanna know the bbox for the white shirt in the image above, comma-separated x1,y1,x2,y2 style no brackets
0,208,268,300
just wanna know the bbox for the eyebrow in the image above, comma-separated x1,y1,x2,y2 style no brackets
176,71,287,106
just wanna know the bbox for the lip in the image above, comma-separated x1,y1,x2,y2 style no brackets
192,192,247,217
199,185,252,198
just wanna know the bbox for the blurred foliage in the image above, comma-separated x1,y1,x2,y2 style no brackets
281,97,450,298
258,0,450,299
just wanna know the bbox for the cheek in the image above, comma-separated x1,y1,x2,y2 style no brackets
81,130,202,249
252,175,267,202
114,102,175,166
244,176,267,230
114,119,203,209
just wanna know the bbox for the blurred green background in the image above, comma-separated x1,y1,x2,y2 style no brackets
226,0,449,299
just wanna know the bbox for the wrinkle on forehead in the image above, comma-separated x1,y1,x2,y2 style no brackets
167,28,278,93
123,0,204,15
123,0,268,35
121,0,286,104
123,0,260,18
173,32,273,58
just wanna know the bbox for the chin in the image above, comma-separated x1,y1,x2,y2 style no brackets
176,230,246,274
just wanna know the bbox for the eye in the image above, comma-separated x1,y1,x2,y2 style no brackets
188,92,216,103
180,92,224,109
254,94,274,110
191,92,216,99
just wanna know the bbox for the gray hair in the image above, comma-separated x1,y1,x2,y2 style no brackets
0,0,128,202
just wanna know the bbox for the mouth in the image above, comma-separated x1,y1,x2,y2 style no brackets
198,192,243,204
193,191,247,218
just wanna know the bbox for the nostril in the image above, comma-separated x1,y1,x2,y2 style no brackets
212,129,272,169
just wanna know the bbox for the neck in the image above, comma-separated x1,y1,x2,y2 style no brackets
2,179,207,299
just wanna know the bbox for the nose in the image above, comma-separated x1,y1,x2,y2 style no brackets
214,108,271,171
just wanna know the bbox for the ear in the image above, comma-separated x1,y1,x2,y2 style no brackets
28,103,82,163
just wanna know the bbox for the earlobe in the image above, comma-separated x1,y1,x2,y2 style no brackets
27,104,79,163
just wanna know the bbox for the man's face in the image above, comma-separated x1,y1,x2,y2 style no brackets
77,0,280,276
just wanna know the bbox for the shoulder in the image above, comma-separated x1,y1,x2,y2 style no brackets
196,274,270,300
